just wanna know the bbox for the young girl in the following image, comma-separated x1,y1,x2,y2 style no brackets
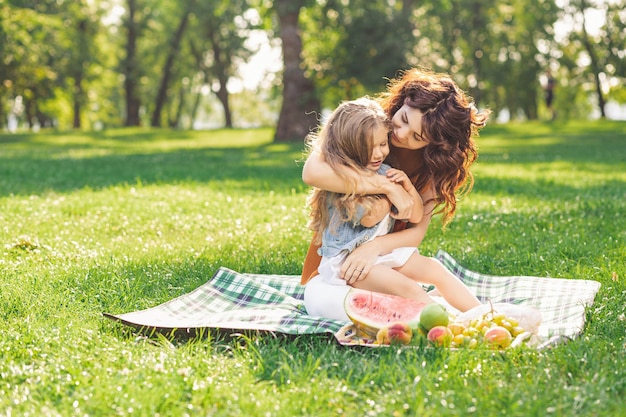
304,97,480,321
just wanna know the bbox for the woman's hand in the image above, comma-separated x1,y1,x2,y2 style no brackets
385,182,414,220
387,168,424,223
340,239,382,284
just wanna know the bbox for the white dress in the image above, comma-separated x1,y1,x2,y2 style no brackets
304,214,418,321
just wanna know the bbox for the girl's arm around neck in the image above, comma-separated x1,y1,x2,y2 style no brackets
303,151,390,194
303,151,415,218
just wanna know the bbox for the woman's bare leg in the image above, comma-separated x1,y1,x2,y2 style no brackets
395,255,480,312
351,264,436,305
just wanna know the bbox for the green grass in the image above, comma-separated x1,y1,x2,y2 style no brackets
1,121,625,416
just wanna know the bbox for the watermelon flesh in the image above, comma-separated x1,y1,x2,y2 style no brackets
343,287,426,338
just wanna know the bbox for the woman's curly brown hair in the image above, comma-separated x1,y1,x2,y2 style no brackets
378,68,491,225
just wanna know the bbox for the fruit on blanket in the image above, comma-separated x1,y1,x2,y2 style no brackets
416,323,429,336
376,322,413,345
427,325,453,347
344,288,425,338
484,326,513,348
455,303,542,335
446,313,522,349
434,302,537,349
510,326,526,337
419,303,449,332
447,322,466,336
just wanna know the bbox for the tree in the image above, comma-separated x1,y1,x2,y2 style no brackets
603,0,626,107
299,0,415,108
577,0,606,117
273,0,320,142
3,0,619,131
0,5,10,129
558,0,626,119
150,1,193,127
58,1,102,129
182,0,257,128
414,0,558,120
0,6,62,129
487,0,558,120
121,0,143,126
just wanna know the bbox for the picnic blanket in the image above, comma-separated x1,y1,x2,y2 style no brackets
104,250,601,348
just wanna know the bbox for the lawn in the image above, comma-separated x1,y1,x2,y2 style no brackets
1,121,625,416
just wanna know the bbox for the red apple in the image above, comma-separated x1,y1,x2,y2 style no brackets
376,322,413,345
427,325,453,347
484,326,513,348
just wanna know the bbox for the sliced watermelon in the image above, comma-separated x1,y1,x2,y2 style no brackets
343,287,426,338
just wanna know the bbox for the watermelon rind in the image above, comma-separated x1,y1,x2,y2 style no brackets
343,287,425,338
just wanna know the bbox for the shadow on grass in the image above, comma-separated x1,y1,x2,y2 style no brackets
471,176,625,200
3,148,617,202
477,121,626,163
0,122,624,198
0,143,307,197
0,127,205,144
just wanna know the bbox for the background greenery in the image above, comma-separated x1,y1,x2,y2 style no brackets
1,0,625,133
1,121,625,416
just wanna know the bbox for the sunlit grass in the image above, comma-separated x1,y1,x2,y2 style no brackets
1,121,625,416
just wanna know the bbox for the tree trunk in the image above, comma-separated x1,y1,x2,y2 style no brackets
71,18,89,129
469,0,483,105
151,5,191,127
73,73,82,128
187,41,210,130
591,70,606,118
208,27,233,128
124,0,141,126
169,86,185,128
579,0,606,118
214,78,232,128
274,0,320,142
24,98,35,129
0,96,4,130
190,89,202,129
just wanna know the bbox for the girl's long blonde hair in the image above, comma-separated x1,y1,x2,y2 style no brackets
306,98,390,243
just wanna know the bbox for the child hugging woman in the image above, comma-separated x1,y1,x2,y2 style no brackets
304,97,481,321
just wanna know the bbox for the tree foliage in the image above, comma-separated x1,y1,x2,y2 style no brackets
185,0,258,128
301,0,414,107
1,6,55,127
557,0,626,119
0,0,624,134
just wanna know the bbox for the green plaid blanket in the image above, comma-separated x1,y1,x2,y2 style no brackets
104,250,601,345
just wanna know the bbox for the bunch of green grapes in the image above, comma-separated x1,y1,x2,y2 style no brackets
447,311,526,349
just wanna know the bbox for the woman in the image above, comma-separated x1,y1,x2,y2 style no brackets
301,68,490,320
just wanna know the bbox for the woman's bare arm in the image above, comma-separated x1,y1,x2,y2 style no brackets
303,151,414,219
406,189,424,223
385,168,424,224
